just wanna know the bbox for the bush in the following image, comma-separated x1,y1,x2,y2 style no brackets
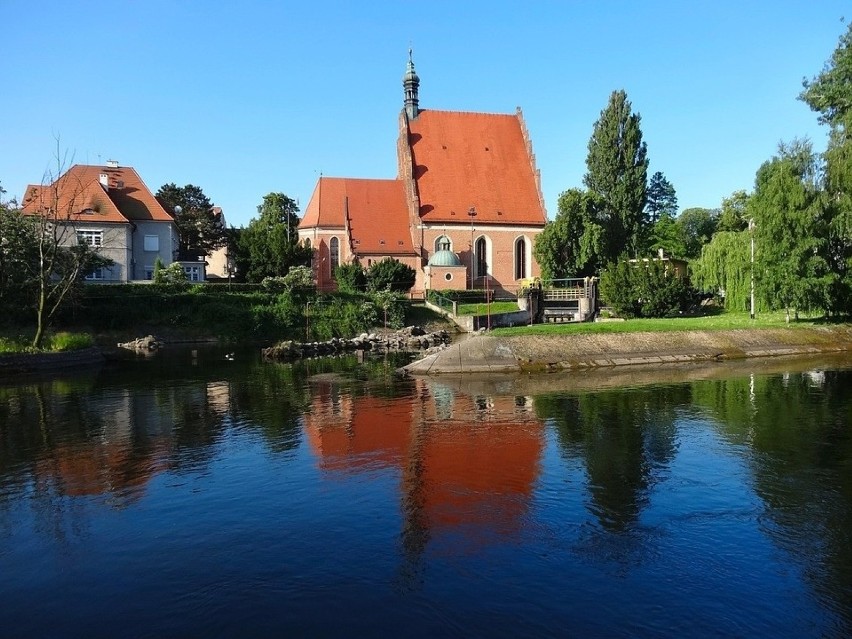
335,263,368,293
367,258,416,293
600,260,696,318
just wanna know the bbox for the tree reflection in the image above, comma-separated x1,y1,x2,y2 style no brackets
694,369,852,631
536,385,685,532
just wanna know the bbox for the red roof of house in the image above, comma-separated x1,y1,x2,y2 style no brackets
407,109,546,226
300,176,415,255
21,164,173,224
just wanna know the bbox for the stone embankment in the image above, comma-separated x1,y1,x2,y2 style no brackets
402,326,852,375
262,326,451,361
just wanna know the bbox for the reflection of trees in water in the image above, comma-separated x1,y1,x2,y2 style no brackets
536,385,686,532
694,370,852,632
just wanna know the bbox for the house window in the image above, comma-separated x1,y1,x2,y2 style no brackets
515,237,527,280
445,273,453,281
144,235,159,251
475,237,487,279
144,268,154,280
329,237,340,276
435,235,451,252
304,238,311,250
77,230,103,247
184,265,202,282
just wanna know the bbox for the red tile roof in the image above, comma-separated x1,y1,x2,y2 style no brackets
21,164,173,224
406,110,546,226
300,177,415,255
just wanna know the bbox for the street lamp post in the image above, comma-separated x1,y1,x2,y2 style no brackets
467,206,477,290
749,218,756,320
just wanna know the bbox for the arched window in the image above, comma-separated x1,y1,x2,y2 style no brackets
304,238,311,250
515,237,527,280
435,235,451,252
329,237,339,277
475,237,487,279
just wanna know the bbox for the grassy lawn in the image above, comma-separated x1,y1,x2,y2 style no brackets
492,311,838,336
0,332,94,354
456,301,520,316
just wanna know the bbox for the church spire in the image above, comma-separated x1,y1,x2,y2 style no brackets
403,48,420,120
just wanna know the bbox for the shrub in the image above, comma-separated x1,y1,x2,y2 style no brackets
600,260,696,318
335,262,368,293
367,258,416,293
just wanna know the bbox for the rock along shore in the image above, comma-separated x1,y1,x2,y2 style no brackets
262,326,450,361
401,326,852,375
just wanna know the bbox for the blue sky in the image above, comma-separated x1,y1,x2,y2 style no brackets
1,1,847,227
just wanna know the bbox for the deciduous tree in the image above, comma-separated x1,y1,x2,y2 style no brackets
800,22,852,313
237,192,311,283
677,207,718,259
533,188,604,279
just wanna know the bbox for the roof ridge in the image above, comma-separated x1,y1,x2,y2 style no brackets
417,108,519,118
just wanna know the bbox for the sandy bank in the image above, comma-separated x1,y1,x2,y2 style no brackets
402,326,852,375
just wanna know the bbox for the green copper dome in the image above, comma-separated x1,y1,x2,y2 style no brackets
428,250,462,267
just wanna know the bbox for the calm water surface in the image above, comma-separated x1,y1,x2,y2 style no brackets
1,347,851,638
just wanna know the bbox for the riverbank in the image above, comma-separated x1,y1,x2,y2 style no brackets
402,325,852,375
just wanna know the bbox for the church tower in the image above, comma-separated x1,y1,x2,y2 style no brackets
403,49,420,120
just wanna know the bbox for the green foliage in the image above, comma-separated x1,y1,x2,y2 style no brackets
236,192,311,282
583,89,649,259
370,289,405,328
800,23,852,132
153,261,189,288
307,294,381,340
649,212,687,259
366,258,416,292
260,265,315,297
750,139,830,317
600,260,695,318
677,207,718,259
155,183,224,256
800,24,852,315
426,289,492,303
716,191,749,232
691,231,752,311
47,331,93,351
335,262,368,293
534,188,604,278
645,171,678,223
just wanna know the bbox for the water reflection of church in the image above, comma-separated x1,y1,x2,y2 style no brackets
303,378,543,555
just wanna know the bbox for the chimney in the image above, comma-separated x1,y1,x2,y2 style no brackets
99,173,109,188
658,248,665,259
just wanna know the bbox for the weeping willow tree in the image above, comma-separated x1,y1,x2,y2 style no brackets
691,230,752,311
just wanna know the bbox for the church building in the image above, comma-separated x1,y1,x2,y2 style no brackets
298,53,547,295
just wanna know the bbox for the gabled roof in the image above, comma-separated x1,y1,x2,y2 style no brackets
406,109,546,226
21,164,173,224
300,177,415,255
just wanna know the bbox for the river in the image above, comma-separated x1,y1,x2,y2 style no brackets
1,347,851,638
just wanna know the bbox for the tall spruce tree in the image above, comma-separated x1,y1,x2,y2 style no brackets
645,171,678,224
583,90,649,261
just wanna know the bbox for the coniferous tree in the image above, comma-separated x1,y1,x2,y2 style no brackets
645,171,678,224
584,90,649,261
